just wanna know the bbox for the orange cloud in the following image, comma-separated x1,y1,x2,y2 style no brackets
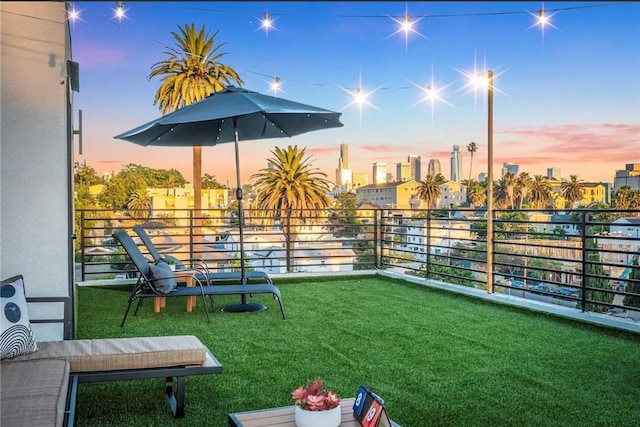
497,123,639,165
305,147,338,156
360,144,414,153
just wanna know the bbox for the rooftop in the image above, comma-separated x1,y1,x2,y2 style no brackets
75,274,640,426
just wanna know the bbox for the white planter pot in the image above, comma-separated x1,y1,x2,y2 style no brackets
294,405,341,427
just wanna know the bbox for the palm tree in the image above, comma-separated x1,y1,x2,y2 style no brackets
251,145,332,272
416,174,442,209
561,175,584,208
163,174,180,189
466,141,478,183
148,24,243,214
493,179,510,209
468,180,487,208
613,185,634,209
127,187,151,220
529,175,553,209
501,172,516,209
515,172,533,209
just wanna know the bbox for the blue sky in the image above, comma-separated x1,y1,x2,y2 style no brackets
71,1,640,185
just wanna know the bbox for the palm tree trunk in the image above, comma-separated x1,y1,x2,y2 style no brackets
193,146,202,247
193,146,202,211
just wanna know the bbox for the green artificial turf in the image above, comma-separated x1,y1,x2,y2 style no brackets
75,277,640,426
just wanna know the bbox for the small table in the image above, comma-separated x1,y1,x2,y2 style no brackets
153,270,196,313
228,397,400,427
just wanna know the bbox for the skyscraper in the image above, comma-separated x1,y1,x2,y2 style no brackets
396,162,411,182
501,163,519,177
372,162,387,184
339,143,349,169
546,167,561,180
427,159,441,177
450,145,462,182
335,143,350,187
408,155,421,182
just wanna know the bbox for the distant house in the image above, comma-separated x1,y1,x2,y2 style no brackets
436,181,468,209
356,203,379,223
148,186,229,226
547,179,610,207
548,213,581,236
249,246,356,273
203,227,356,273
356,180,419,209
599,218,640,263
403,218,472,261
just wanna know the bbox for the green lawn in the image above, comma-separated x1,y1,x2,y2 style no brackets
76,276,640,426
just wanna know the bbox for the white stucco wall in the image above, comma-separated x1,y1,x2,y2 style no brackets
1,2,73,339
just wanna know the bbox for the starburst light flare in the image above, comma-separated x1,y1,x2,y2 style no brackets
259,11,277,35
112,2,128,25
409,72,455,124
387,6,428,51
453,59,508,112
269,76,282,95
115,2,124,18
67,4,84,26
526,3,560,40
338,78,383,128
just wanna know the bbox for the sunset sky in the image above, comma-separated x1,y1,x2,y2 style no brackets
71,1,640,186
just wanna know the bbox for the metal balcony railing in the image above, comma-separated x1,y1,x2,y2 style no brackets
77,207,640,320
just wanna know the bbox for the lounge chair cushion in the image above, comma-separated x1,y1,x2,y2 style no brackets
148,261,177,294
4,335,206,372
0,276,38,359
0,358,70,427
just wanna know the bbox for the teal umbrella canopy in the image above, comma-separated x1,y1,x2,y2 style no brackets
114,86,343,146
114,86,343,312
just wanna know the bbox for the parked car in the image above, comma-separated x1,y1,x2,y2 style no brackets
510,280,525,288
530,284,553,294
555,287,579,299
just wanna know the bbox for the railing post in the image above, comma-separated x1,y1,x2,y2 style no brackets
286,215,291,273
580,211,588,312
80,210,85,281
374,209,380,270
379,209,385,270
189,209,195,261
426,211,431,280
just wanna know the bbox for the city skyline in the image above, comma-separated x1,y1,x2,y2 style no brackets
89,142,628,187
71,1,639,185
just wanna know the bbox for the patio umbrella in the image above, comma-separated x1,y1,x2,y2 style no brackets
114,86,343,313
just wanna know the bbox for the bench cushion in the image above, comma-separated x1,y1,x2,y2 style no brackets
1,358,70,427
3,335,206,372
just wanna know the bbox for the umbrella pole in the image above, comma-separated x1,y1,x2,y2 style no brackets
234,124,247,290
222,118,267,314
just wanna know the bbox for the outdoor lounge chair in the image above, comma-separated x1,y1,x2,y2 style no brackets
1,275,223,422
132,225,273,285
113,231,286,327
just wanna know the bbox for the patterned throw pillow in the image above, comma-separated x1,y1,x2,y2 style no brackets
1,275,38,359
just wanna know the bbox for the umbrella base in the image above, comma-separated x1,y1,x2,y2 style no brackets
221,302,268,313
